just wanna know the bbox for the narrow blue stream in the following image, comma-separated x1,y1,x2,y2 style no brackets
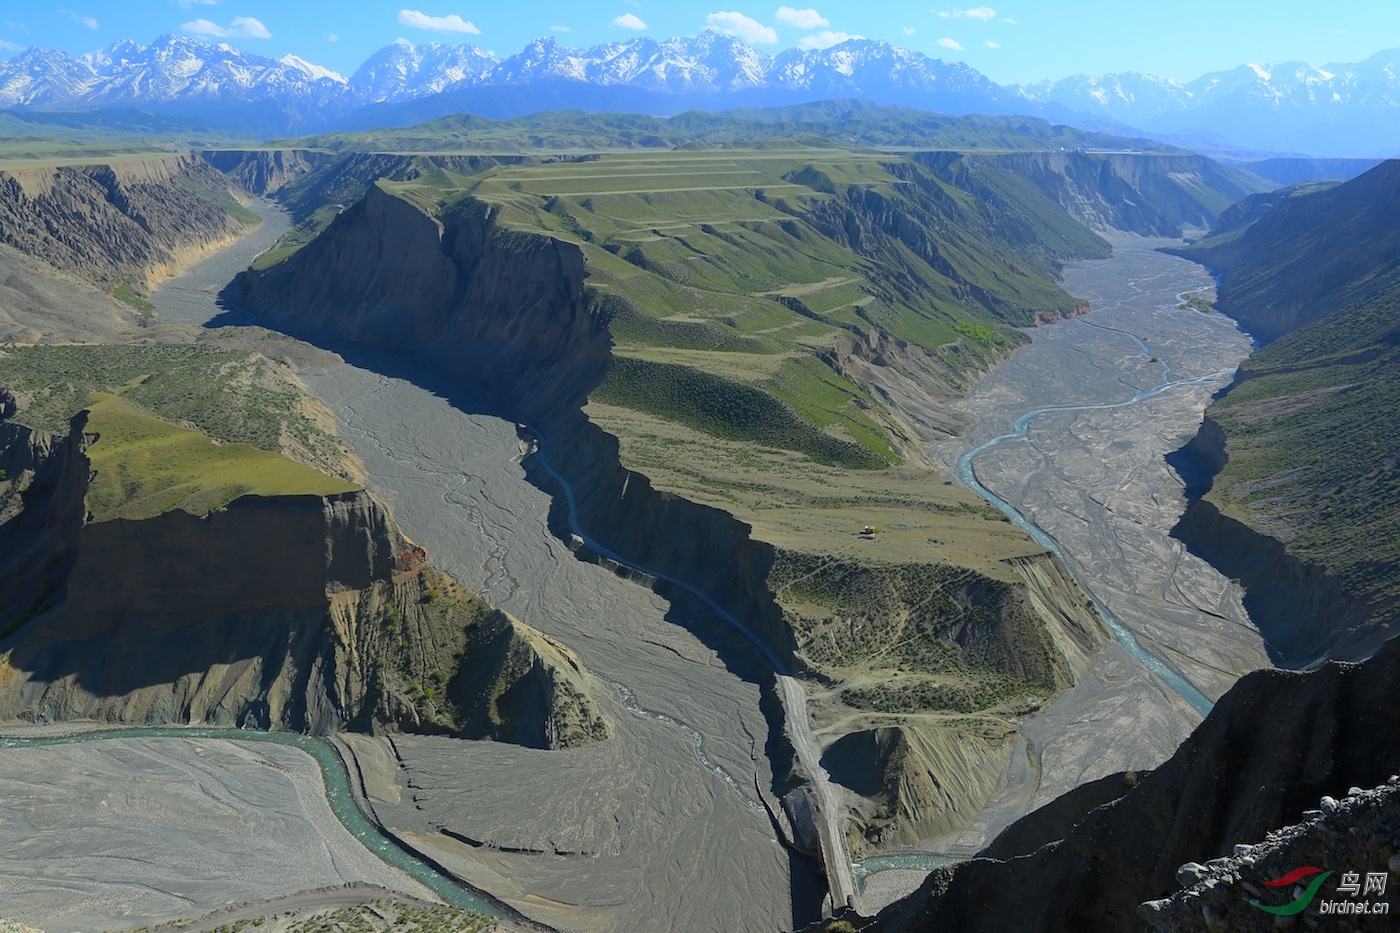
953,367,1224,717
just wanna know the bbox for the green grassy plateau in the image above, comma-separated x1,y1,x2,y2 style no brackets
260,143,1102,739
0,343,358,483
82,393,357,521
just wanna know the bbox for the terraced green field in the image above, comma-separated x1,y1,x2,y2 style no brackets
364,147,1100,480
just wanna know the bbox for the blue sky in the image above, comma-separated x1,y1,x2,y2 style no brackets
3,2,1399,85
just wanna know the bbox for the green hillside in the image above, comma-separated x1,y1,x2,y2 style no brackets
83,393,357,521
0,343,360,483
1199,281,1400,623
1171,161,1400,343
267,102,1169,155
398,147,1103,473
1176,160,1400,659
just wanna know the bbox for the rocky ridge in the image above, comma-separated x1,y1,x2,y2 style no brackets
1142,780,1400,932
846,636,1400,933
0,155,250,294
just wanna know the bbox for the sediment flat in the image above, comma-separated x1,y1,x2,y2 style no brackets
141,202,806,932
928,240,1266,837
0,736,434,933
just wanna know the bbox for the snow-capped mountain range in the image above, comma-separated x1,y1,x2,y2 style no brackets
2,32,1397,155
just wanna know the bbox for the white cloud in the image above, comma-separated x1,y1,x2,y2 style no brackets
798,30,862,50
613,13,647,30
0,38,22,51
985,39,999,48
937,37,963,50
175,0,219,8
775,6,828,29
397,9,481,34
1002,17,1017,24
327,33,340,42
936,6,996,19
902,26,915,36
180,16,272,38
706,11,778,44
550,24,576,32
61,11,100,29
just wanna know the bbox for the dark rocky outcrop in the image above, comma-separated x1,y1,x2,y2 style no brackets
1142,780,1400,932
859,636,1400,933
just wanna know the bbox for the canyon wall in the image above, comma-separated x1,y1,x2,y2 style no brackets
862,637,1400,933
0,155,250,291
0,410,608,747
926,151,1265,237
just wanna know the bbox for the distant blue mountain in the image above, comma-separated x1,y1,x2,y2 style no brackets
2,32,1397,155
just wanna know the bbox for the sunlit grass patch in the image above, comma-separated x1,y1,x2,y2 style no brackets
84,393,358,522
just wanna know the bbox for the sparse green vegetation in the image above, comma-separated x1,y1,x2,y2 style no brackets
771,549,1069,714
110,281,156,313
0,343,357,481
221,198,263,225
592,356,889,469
1201,280,1400,615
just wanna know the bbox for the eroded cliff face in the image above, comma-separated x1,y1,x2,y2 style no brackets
0,409,609,746
1171,417,1381,666
237,186,801,659
938,151,1263,236
0,156,250,291
200,149,330,196
240,185,609,425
